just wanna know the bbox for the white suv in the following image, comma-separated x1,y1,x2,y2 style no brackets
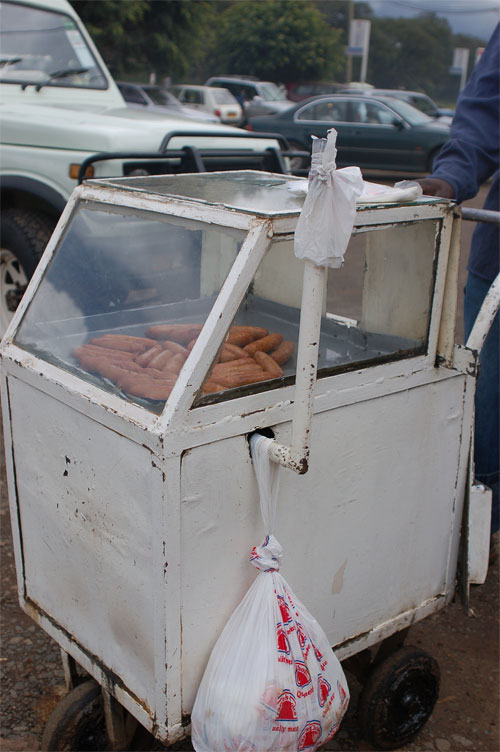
0,0,287,333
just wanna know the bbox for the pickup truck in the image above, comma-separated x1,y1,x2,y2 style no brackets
0,0,293,334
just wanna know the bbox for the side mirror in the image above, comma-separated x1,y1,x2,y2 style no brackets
392,118,405,130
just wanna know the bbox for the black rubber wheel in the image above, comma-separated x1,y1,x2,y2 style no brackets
0,208,54,332
41,679,157,751
357,646,440,750
41,679,109,751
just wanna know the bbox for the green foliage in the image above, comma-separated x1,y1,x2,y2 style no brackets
70,0,217,81
210,0,344,83
68,0,488,103
367,14,485,103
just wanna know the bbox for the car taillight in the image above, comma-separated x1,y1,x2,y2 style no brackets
245,124,253,131
214,109,221,117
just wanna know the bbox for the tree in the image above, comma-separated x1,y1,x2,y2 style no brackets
210,0,344,83
366,15,450,99
70,0,217,81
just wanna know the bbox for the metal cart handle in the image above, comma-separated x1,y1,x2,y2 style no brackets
267,259,327,474
465,272,500,354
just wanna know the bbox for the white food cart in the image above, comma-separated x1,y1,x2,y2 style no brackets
0,171,495,751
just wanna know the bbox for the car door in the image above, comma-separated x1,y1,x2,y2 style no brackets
340,99,421,170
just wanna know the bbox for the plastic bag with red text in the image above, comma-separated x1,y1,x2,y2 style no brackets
191,434,349,752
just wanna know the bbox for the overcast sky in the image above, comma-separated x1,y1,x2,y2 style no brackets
364,0,499,43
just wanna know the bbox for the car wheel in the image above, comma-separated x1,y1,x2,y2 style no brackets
286,140,310,172
0,209,53,334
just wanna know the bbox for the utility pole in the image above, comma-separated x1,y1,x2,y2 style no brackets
346,0,353,84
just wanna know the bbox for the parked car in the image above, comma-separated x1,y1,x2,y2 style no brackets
286,81,345,102
117,81,218,122
205,75,293,120
246,94,450,172
339,88,455,124
171,84,243,125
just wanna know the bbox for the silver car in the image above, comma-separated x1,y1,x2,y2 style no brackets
117,82,218,122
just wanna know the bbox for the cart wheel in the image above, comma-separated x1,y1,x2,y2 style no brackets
41,679,156,751
357,646,440,750
41,679,108,751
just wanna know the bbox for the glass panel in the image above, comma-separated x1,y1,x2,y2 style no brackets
318,221,437,375
195,235,302,404
15,200,246,414
100,172,306,216
195,218,438,404
0,1,107,89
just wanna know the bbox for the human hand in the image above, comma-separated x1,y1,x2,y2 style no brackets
415,178,455,199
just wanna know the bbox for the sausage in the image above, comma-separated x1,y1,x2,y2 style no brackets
218,343,252,363
89,335,157,353
148,349,174,370
74,351,142,375
141,367,178,382
163,352,187,375
210,359,264,379
161,340,190,356
225,330,256,347
230,325,268,339
135,345,164,367
244,333,283,356
269,340,295,366
120,375,174,401
202,381,227,394
253,351,284,378
145,324,203,344
87,359,143,387
74,344,136,363
215,370,275,388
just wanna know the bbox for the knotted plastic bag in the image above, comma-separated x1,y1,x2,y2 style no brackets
191,434,349,752
294,129,364,268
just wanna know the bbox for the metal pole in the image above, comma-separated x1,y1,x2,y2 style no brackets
360,22,371,83
346,0,353,84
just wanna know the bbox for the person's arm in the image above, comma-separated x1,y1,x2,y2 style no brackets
420,25,499,203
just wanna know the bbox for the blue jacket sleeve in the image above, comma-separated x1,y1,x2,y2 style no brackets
430,25,499,204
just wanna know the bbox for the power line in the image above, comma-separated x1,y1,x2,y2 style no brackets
377,0,500,13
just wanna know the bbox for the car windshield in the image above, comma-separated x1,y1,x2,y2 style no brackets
0,0,107,88
381,97,433,125
258,82,287,101
144,86,180,107
410,96,437,116
213,89,236,104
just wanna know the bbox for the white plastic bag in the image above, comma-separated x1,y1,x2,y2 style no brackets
191,434,349,752
294,129,364,268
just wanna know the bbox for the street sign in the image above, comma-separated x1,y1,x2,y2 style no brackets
449,47,470,74
347,19,371,56
347,19,371,83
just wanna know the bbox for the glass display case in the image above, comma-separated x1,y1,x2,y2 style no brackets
14,171,442,415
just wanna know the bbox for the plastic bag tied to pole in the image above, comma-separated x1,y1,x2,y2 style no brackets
191,434,349,752
294,129,364,269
